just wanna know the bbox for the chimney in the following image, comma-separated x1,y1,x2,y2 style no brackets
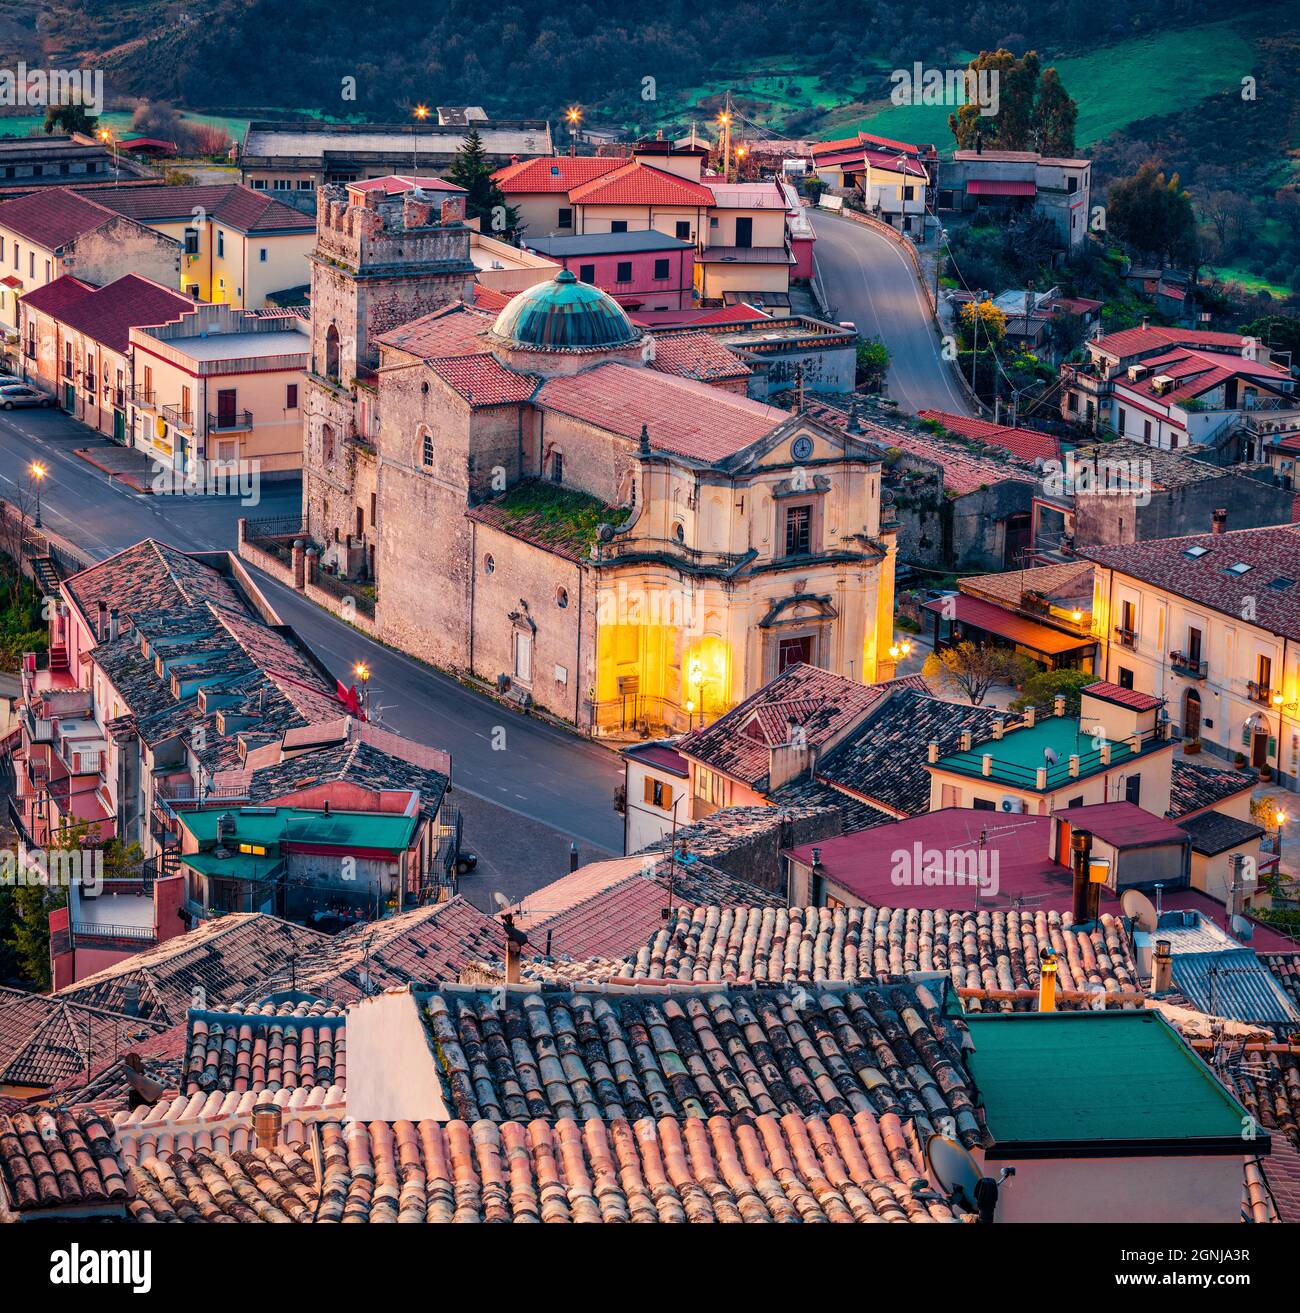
1070,828,1094,927
1053,694,1066,717
252,1102,282,1151
1038,949,1058,1011
510,154,519,164
108,608,119,643
811,846,822,868
323,799,330,816
927,741,939,763
958,730,972,752
1228,852,1248,920
440,195,467,225
97,600,108,642
402,193,434,229
1152,939,1173,994
1140,315,1149,331
569,840,579,873
1211,507,1228,535
503,911,527,983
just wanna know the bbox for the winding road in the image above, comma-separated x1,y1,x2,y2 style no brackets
810,209,974,417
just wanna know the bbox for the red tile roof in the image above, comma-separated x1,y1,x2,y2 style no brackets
1080,526,1300,642
536,362,787,462
1092,324,1253,360
0,1109,128,1214
568,161,714,207
22,272,193,354
1117,346,1291,407
678,663,912,789
15,273,95,318
650,330,750,382
492,155,623,194
428,353,536,406
967,179,1036,197
347,174,464,195
82,183,314,232
922,593,1092,655
1049,801,1187,848
470,283,512,311
376,304,493,360
0,187,119,248
1083,681,1163,712
918,409,1059,462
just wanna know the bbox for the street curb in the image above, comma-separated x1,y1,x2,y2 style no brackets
73,448,154,493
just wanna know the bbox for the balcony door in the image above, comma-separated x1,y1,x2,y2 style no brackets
216,389,237,428
1182,689,1201,742
735,217,753,248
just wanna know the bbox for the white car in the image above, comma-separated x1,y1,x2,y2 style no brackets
0,384,54,410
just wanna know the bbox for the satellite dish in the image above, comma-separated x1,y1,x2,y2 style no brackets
924,1133,1013,1224
927,1134,980,1202
1230,915,1255,943
1121,888,1158,933
492,890,510,910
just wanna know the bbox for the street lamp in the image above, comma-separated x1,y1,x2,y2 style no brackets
29,461,44,529
412,105,429,173
97,127,119,180
1277,809,1288,867
566,106,582,156
353,661,370,718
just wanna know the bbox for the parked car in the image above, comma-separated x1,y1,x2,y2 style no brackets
0,373,26,388
0,384,54,410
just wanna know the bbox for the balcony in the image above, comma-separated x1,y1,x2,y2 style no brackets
131,386,156,408
160,403,195,430
1169,651,1207,680
207,409,253,433
70,921,156,950
1247,681,1274,706
1114,626,1137,650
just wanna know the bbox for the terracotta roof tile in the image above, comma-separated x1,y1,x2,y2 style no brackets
627,904,1140,1009
423,981,985,1145
1083,680,1163,712
0,187,120,248
0,1108,128,1215
492,154,623,194
376,302,494,360
917,409,1059,463
83,183,315,232
568,161,714,207
537,361,787,462
1169,759,1260,819
119,1112,971,1222
22,272,193,353
428,352,536,406
183,1000,346,1094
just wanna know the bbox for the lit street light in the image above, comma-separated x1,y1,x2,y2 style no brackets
412,105,429,172
29,461,45,529
354,661,371,717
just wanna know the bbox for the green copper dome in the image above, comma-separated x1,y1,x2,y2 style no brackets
492,269,640,350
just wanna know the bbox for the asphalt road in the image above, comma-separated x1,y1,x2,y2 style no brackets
810,209,974,417
0,405,625,875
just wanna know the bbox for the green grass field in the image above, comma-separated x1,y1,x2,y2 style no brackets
652,21,1256,152
0,107,353,141
1209,267,1293,297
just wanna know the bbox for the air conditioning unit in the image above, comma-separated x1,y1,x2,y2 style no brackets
1127,365,1149,382
1152,374,1174,394
1000,795,1026,813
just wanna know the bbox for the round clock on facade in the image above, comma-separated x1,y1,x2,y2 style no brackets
791,435,814,461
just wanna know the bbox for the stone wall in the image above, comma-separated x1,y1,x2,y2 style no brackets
64,217,180,291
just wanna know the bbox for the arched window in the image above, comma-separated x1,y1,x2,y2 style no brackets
325,324,341,382
321,423,336,464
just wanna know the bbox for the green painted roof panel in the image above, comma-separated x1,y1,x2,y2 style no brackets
176,806,417,851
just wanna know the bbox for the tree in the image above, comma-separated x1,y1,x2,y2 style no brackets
948,50,1075,155
1238,314,1300,359
1033,68,1076,156
957,299,1008,351
855,338,890,390
445,127,520,239
1107,165,1198,267
1009,668,1093,717
45,104,98,136
923,642,1031,706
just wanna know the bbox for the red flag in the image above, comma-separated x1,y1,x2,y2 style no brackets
336,680,364,717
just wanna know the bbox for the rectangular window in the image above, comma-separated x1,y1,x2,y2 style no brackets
578,264,596,284
1124,775,1142,805
643,777,673,810
286,383,298,409
1118,666,1134,690
653,258,670,280
616,260,633,283
217,231,225,258
784,504,812,556
557,207,573,228
43,259,50,281
972,798,996,810
1117,408,1125,434
1143,419,1152,441
252,178,267,189
551,451,564,484
259,247,268,262
1068,177,1078,194
735,216,753,247
694,768,726,807
675,220,691,240
184,228,199,255
610,220,628,234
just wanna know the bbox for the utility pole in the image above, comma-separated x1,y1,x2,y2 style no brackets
721,91,734,182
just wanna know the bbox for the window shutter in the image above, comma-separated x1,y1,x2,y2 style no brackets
643,777,655,804
662,783,673,809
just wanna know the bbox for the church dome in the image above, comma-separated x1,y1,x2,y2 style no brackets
491,269,640,350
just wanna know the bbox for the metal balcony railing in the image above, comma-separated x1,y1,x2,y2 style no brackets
1247,681,1274,705
160,403,195,430
131,386,156,407
1169,651,1208,679
1114,626,1137,650
207,409,253,432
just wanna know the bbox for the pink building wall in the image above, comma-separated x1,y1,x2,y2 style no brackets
539,248,696,311
789,235,816,281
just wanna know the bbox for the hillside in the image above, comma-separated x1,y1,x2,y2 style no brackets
0,0,1261,125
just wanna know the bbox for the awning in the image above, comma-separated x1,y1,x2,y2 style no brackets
923,593,1091,656
967,179,1036,197
1,275,23,289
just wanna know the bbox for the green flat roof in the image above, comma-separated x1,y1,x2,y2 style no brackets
180,851,286,881
936,718,1137,791
966,1011,1260,1158
176,806,417,851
